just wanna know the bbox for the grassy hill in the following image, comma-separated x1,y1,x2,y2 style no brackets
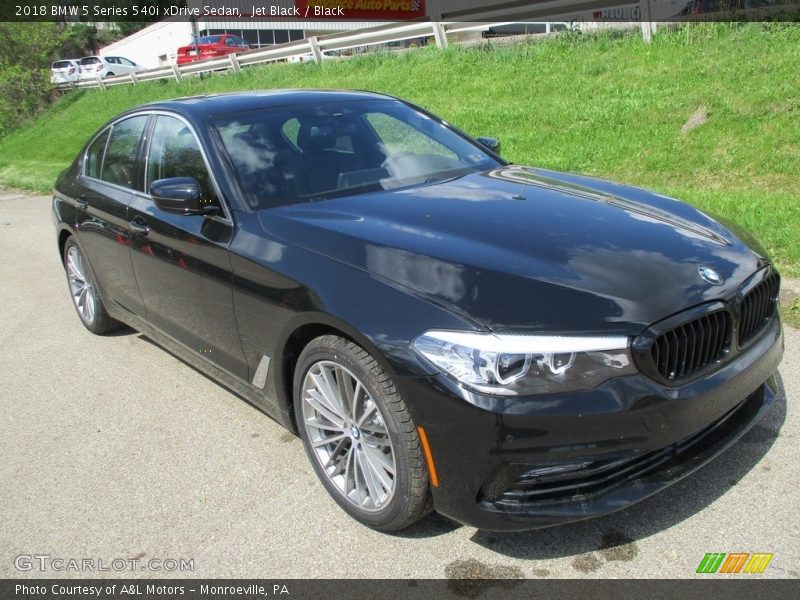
1,22,798,276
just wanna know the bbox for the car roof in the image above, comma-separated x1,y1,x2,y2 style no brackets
130,90,398,120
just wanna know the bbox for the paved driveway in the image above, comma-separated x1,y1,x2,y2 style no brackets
1,192,797,579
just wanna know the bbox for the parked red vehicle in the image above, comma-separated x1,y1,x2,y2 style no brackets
176,34,250,65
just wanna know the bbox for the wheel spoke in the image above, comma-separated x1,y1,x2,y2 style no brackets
313,431,348,449
335,366,356,420
362,443,395,489
306,416,346,433
343,445,355,494
361,432,391,451
360,419,388,436
68,248,85,281
66,258,81,283
309,371,346,422
323,438,350,472
357,401,377,428
351,382,363,421
75,251,88,282
356,445,384,506
305,388,346,429
85,286,95,320
320,365,347,418
78,287,90,318
352,447,368,506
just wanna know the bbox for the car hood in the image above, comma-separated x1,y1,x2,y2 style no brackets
259,166,767,334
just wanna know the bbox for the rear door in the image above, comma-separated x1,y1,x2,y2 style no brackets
128,113,248,379
74,115,149,317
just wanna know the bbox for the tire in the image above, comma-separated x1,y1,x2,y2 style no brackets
293,335,432,531
105,72,114,78
63,237,121,335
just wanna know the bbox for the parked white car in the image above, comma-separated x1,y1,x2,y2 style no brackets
78,56,144,80
50,59,81,84
287,50,342,63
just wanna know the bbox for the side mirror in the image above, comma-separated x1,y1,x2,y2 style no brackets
150,177,215,215
476,137,501,154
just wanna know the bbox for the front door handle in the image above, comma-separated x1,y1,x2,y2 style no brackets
129,217,150,236
76,195,88,209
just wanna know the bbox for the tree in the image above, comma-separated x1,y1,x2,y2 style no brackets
0,23,65,136
0,21,142,135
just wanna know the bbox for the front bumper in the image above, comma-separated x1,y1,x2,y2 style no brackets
397,319,783,531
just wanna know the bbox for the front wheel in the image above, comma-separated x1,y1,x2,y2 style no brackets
293,335,432,531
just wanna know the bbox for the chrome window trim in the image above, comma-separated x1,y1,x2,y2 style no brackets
81,114,149,192
81,110,234,225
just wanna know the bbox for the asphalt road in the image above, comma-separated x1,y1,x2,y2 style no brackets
1,192,798,579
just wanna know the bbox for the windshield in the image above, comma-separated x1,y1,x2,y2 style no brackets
215,99,502,209
196,36,222,45
79,57,100,65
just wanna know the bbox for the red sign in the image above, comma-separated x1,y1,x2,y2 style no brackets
294,0,426,20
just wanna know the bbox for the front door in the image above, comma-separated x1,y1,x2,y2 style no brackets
128,114,248,380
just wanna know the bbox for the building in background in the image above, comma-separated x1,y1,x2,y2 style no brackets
99,0,425,67
100,0,656,68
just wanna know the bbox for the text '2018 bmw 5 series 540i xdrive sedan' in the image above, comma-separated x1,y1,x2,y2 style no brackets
52,90,784,532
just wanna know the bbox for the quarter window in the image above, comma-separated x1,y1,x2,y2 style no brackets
101,116,148,189
85,128,110,179
146,115,218,207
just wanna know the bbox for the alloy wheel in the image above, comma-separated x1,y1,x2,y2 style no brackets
66,245,96,324
301,360,397,512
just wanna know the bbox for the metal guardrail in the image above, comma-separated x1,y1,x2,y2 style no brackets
60,18,568,91
61,0,658,90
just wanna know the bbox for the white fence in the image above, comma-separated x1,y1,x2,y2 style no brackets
59,0,661,91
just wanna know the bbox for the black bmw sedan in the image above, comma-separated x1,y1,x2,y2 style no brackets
52,90,783,532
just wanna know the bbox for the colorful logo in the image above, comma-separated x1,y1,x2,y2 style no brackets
696,553,773,574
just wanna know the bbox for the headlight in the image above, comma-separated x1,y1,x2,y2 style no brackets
412,330,635,396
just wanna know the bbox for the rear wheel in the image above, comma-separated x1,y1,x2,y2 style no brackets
293,335,431,531
63,238,120,334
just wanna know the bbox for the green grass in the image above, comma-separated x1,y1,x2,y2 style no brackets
1,22,798,275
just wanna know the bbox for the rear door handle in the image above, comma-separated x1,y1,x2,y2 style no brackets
129,217,149,236
76,195,88,209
